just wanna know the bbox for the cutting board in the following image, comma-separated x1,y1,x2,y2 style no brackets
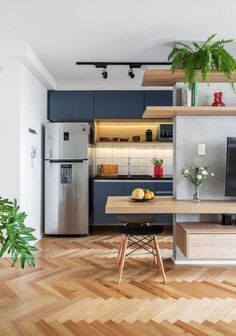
98,164,119,177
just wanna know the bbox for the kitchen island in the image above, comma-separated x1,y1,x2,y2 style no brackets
105,196,236,264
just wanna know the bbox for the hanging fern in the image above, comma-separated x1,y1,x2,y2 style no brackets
168,34,236,90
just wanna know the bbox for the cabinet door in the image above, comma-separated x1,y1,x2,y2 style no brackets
93,181,125,225
73,91,94,121
124,182,156,196
48,91,73,121
155,181,173,194
144,90,173,107
155,181,173,224
119,91,144,118
94,91,120,118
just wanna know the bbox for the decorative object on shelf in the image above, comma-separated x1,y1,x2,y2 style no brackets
145,129,153,142
132,135,140,142
152,158,164,177
181,86,192,106
212,92,225,106
168,34,236,91
181,166,214,203
0,197,38,268
191,81,199,106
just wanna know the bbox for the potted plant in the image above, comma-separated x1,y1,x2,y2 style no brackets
168,34,236,91
0,197,38,268
152,158,164,177
181,166,214,202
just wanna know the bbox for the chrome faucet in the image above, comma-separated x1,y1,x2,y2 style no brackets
128,157,131,178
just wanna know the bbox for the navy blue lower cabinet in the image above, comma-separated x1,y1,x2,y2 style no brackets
124,182,155,196
156,214,173,225
93,181,125,225
155,181,173,194
48,91,73,121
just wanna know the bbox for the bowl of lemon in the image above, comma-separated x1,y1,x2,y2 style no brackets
129,188,155,202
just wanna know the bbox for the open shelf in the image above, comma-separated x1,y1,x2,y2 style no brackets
142,69,236,87
94,119,173,144
142,106,236,119
95,141,172,146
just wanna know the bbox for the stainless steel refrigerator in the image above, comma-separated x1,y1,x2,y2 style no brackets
45,123,90,235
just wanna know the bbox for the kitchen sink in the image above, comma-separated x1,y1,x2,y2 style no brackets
95,175,153,180
118,175,153,180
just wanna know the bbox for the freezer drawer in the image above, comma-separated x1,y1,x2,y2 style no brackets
45,123,89,160
45,160,89,235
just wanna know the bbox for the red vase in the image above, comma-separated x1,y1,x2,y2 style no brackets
212,92,225,106
154,165,164,177
218,92,225,106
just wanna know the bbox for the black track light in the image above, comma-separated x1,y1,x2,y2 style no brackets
102,66,108,79
128,66,135,79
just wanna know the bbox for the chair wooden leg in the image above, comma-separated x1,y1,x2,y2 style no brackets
118,235,128,284
153,235,167,285
118,234,124,265
152,236,158,264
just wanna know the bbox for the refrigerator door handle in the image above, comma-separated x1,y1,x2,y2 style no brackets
48,159,86,163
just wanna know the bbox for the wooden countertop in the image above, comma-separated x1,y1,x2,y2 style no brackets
105,196,236,214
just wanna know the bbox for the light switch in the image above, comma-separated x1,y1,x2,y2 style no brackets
198,144,206,156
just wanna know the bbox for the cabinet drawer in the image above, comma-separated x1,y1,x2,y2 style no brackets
176,223,236,259
155,181,173,193
188,234,236,259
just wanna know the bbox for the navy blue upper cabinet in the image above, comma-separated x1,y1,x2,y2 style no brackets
48,90,173,121
119,91,144,118
48,91,73,121
94,91,120,118
144,90,173,107
73,91,94,121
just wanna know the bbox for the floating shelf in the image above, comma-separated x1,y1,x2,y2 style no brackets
142,106,236,119
95,141,172,145
142,69,236,87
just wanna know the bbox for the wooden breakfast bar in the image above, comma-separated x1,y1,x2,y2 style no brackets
105,196,236,264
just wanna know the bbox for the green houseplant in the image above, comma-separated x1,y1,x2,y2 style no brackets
0,197,38,268
168,34,236,90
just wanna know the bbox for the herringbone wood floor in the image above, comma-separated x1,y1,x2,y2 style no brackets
1,233,236,335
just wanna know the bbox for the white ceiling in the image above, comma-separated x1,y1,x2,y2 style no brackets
0,0,236,87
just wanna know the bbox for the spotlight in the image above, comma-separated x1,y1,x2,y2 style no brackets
102,66,108,79
128,66,135,79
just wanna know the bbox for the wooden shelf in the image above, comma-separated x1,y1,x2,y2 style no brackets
177,222,236,234
142,69,236,87
142,106,236,119
95,141,172,145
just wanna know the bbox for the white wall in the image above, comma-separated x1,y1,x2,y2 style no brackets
0,58,47,239
0,60,21,199
19,63,47,239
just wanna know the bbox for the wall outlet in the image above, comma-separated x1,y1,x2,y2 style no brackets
198,144,206,156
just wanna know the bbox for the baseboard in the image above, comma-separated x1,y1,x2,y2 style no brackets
173,257,236,265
